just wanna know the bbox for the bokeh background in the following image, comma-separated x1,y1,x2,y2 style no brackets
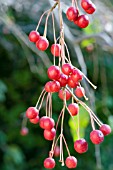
0,0,113,170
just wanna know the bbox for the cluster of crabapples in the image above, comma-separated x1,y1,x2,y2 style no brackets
20,0,112,169
28,0,96,53
66,0,96,28
23,105,111,169
22,60,111,169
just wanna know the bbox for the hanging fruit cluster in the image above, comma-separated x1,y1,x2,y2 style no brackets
20,0,111,169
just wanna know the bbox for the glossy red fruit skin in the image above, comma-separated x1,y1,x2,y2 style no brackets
68,103,79,116
74,138,88,153
26,107,39,119
65,156,77,169
58,73,68,87
100,124,111,136
45,81,52,92
62,63,73,75
77,15,89,28
85,4,96,14
39,116,55,130
51,44,61,57
29,116,40,124
90,130,104,144
71,69,83,83
54,146,60,157
58,89,71,101
20,127,29,136
39,116,47,129
29,31,40,42
51,81,60,92
47,65,60,80
44,128,56,140
68,76,79,88
75,86,85,98
66,7,78,21
81,0,92,10
44,157,55,169
36,36,49,51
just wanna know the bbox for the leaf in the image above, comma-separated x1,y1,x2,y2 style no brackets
108,115,113,131
4,145,25,165
81,38,95,48
68,105,90,141
0,80,7,102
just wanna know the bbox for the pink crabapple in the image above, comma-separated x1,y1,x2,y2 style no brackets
26,107,39,119
90,130,104,144
36,36,49,51
65,156,77,169
29,30,40,42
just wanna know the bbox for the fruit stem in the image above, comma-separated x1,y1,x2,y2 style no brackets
38,91,47,111
66,105,79,139
35,88,45,108
83,73,97,89
21,112,28,128
52,12,57,44
73,66,97,89
60,105,65,165
66,87,103,126
61,38,71,63
50,134,61,158
74,0,79,10
43,2,58,37
89,112,95,130
35,10,49,32
62,135,71,157
58,0,65,66
79,83,88,101
46,93,50,117
77,112,80,139
72,88,74,103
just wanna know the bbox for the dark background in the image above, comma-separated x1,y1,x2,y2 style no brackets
0,0,113,170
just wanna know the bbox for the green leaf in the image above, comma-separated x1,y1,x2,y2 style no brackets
108,115,113,131
4,145,25,165
0,80,7,102
68,105,90,141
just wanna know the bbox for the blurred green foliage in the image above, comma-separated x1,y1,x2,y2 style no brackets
0,1,113,170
